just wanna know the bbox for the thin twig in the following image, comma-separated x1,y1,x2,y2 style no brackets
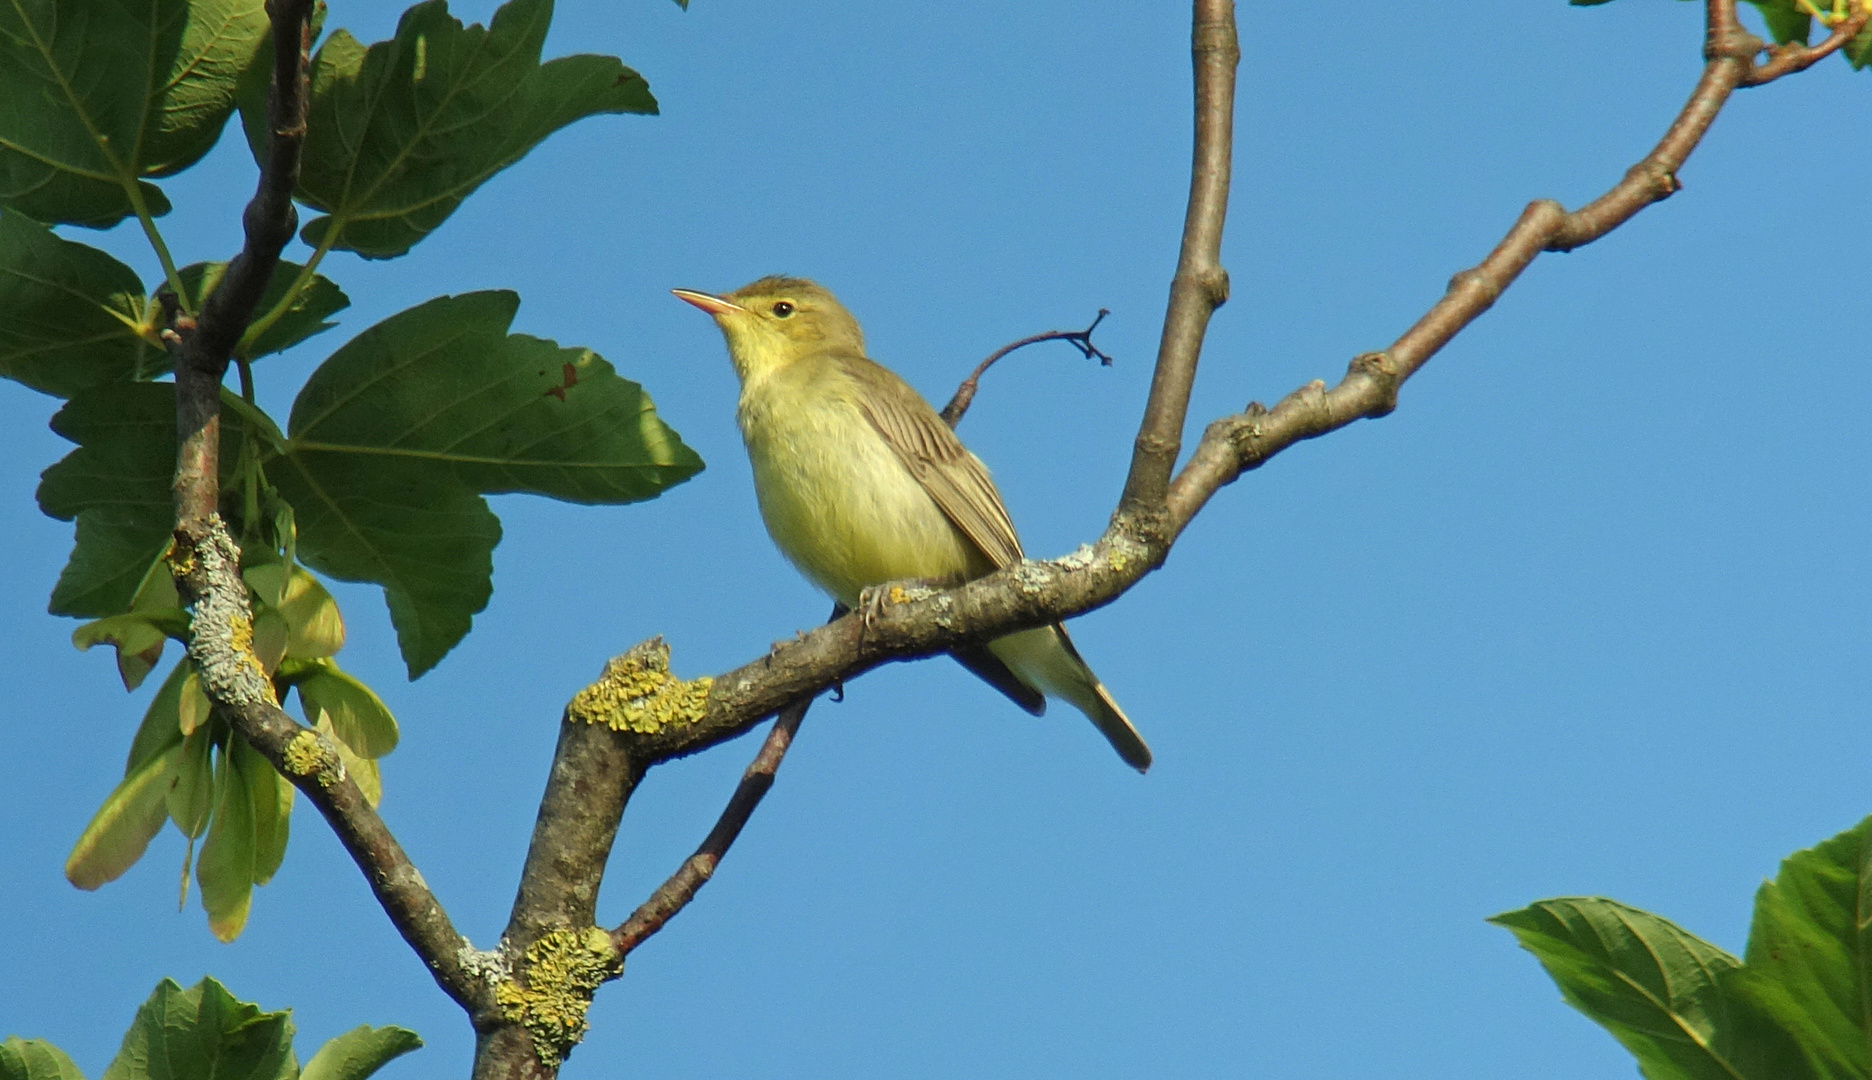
939,310,1113,426
1163,0,1770,532
166,0,487,1018
613,698,810,956
604,0,1844,773
1747,1,1869,83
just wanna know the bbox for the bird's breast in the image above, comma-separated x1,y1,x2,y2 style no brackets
738,376,977,605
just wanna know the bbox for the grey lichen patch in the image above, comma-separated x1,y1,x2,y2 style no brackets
1011,561,1052,597
492,927,622,1067
181,518,277,709
1056,544,1099,572
567,637,712,736
458,944,511,988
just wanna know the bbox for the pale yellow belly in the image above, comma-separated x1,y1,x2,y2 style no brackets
742,398,977,606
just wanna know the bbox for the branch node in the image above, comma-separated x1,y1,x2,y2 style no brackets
1706,24,1766,63
491,927,622,1068
567,637,713,736
1348,351,1401,416
1446,268,1502,304
1199,265,1231,307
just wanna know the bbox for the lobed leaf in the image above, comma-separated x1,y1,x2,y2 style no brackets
299,1026,422,1080
244,0,657,259
272,291,700,675
177,261,350,362
1492,897,1814,1080
38,382,250,618
0,210,157,397
1730,815,1872,1080
0,1037,86,1080
100,977,296,1080
0,0,268,228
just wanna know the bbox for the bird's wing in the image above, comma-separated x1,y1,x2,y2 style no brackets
844,355,1025,569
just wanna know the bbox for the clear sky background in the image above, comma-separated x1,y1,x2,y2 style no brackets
4,1,1870,1077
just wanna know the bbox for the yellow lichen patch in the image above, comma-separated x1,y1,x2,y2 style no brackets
1107,550,1130,572
493,927,622,1067
282,729,327,778
567,638,712,735
225,613,268,680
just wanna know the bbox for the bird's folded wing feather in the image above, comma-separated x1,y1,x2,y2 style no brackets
844,355,1025,569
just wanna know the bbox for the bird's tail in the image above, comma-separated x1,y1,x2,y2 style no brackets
987,625,1153,772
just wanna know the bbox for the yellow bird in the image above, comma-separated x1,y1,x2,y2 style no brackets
675,277,1151,772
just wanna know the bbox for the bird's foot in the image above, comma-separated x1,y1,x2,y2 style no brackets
855,578,945,631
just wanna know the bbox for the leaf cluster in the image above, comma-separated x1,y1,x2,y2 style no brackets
0,976,419,1080
1574,0,1872,64
1498,814,1872,1080
0,0,701,938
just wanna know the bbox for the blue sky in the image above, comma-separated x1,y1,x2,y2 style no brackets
5,1,1871,1077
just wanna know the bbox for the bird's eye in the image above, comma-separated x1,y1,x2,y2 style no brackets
771,301,795,318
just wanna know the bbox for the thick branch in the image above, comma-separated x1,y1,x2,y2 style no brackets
1116,0,1239,519
167,0,487,1021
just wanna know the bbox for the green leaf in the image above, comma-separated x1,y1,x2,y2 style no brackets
73,613,175,692
271,291,700,675
1729,815,1872,1079
1747,0,1813,44
66,745,178,890
124,660,190,775
232,737,291,886
178,261,350,362
101,977,295,1080
312,710,379,807
37,383,252,618
244,564,346,658
1848,24,1872,68
1493,897,1813,1080
167,726,213,839
0,0,268,228
246,0,656,258
295,660,398,757
0,1037,86,1080
299,1026,422,1080
196,747,255,942
0,209,159,397
272,454,498,678
177,667,210,737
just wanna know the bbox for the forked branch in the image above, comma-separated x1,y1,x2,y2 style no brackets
166,0,488,1021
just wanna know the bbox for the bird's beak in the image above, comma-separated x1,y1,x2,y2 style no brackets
671,289,745,318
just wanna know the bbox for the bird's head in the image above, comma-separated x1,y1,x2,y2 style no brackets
673,276,866,383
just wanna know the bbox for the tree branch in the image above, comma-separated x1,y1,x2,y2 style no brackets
612,698,810,956
1115,0,1239,520
166,0,489,1021
1162,0,1778,532
939,310,1112,427
1747,2,1870,83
